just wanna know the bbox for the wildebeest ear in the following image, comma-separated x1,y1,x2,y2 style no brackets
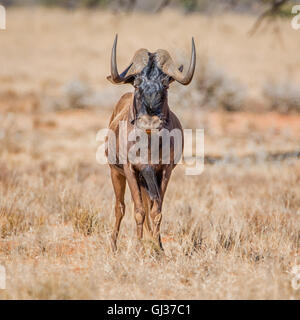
122,75,137,86
168,65,184,84
106,74,135,85
133,77,142,88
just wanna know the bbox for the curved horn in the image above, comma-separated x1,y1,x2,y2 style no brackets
107,35,150,84
109,34,125,83
156,38,196,85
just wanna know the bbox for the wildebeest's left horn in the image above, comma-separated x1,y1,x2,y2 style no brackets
156,38,196,85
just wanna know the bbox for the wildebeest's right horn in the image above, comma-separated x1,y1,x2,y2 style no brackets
107,34,124,84
107,35,149,84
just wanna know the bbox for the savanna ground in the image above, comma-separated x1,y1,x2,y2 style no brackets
0,8,299,299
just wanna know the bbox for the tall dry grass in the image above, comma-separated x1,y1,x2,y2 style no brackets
0,157,299,299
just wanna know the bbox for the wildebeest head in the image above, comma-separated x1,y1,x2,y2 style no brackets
107,35,196,130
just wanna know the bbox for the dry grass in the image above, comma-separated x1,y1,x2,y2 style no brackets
264,80,300,113
0,8,299,300
0,159,299,299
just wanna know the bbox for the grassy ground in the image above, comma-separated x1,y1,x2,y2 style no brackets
0,8,299,299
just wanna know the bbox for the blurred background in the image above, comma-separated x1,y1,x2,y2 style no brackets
0,1,300,161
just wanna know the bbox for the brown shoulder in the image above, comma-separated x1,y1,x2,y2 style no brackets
113,92,133,115
109,92,133,126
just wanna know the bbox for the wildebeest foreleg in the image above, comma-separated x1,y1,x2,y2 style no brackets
123,165,145,242
150,167,172,250
110,166,126,252
150,200,163,249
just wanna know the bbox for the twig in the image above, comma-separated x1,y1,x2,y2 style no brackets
248,0,289,36
154,0,171,13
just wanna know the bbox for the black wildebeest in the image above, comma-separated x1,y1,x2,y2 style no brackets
106,35,196,251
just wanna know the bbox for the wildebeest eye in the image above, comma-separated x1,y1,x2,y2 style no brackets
162,77,170,88
133,77,143,88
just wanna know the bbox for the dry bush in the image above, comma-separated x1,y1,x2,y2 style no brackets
195,59,246,111
169,58,246,112
42,79,92,111
0,113,23,154
0,207,46,238
264,81,300,113
62,79,91,109
42,79,126,111
68,206,105,236
0,165,47,238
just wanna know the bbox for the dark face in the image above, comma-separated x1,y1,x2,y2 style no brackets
132,57,170,131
